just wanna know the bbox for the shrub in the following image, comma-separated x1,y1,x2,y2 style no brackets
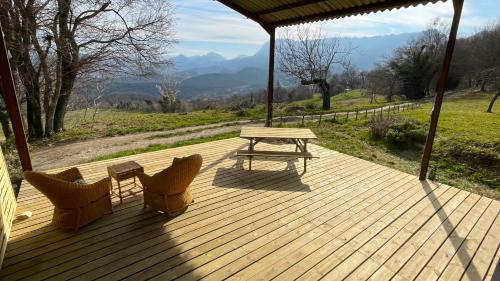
386,119,427,145
235,108,249,117
305,102,317,111
369,115,394,139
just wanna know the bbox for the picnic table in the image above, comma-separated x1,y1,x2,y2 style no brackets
236,127,318,172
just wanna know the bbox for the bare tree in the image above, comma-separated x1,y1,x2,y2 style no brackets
366,65,396,102
278,25,352,110
156,73,179,113
1,0,177,137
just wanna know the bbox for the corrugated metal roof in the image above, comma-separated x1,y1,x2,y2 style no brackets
217,0,446,29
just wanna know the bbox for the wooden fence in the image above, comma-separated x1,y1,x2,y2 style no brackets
275,102,422,126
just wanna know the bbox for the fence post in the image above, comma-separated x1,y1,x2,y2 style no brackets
355,109,359,120
397,105,400,112
388,106,390,115
346,111,349,121
333,112,337,122
365,109,368,119
380,108,383,118
318,114,322,126
302,115,305,126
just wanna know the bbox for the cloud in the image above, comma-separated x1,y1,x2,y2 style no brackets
171,0,499,56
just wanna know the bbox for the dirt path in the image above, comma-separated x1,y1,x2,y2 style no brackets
32,102,416,171
32,120,261,171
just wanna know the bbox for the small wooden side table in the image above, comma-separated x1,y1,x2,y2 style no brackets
107,161,144,204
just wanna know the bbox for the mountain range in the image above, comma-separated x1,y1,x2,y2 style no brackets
107,32,420,99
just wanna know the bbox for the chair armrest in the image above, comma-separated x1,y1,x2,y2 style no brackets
53,167,83,182
70,178,111,208
137,172,165,195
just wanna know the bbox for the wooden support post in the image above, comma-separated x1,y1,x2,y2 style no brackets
265,27,275,127
420,0,464,180
0,25,32,171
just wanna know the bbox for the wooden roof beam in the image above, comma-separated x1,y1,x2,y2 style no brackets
273,0,440,27
256,0,327,16
216,0,274,33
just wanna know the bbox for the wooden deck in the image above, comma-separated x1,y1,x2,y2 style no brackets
1,138,499,280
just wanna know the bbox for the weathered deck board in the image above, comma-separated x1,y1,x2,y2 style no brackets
1,138,498,280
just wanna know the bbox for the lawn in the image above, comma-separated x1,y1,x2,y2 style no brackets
36,90,401,145
283,90,402,114
309,90,499,199
84,90,499,199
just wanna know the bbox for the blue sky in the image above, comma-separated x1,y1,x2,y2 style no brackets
171,0,499,59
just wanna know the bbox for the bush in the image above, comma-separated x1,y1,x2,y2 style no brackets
235,108,249,117
386,119,427,145
305,101,317,111
369,115,395,139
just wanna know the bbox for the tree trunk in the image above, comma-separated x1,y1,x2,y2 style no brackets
53,77,75,132
0,110,11,139
480,79,487,92
53,0,78,132
487,90,500,113
24,85,44,139
319,80,330,110
18,54,44,139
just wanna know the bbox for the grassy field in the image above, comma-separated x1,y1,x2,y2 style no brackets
310,90,499,199
38,90,398,145
86,90,498,199
287,90,399,112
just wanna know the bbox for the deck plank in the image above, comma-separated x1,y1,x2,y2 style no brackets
1,138,498,281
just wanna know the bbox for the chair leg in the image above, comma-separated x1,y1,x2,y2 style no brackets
304,158,307,173
249,156,252,171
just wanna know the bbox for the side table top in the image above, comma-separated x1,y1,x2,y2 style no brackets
108,161,144,178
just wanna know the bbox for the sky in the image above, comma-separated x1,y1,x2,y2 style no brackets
171,0,500,59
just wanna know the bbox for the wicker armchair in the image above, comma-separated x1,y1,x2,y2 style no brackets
24,167,112,231
138,154,202,216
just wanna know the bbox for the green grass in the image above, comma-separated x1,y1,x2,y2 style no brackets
89,131,240,162
307,90,500,199
399,91,500,143
35,90,405,146
83,90,498,198
46,109,247,145
283,90,402,115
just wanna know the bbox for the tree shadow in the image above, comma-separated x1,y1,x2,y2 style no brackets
3,185,202,280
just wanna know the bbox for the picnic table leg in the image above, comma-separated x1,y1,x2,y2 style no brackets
248,138,254,171
304,139,308,173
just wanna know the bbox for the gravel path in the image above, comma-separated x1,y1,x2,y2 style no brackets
32,121,261,171
32,102,416,171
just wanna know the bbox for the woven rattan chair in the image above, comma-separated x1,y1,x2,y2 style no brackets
24,167,112,231
138,154,202,216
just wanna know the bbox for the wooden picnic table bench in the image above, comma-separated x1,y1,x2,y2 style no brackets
236,127,318,172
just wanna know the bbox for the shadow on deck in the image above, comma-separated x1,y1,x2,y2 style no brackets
1,138,498,280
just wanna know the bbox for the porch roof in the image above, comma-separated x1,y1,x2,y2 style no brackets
217,0,446,30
